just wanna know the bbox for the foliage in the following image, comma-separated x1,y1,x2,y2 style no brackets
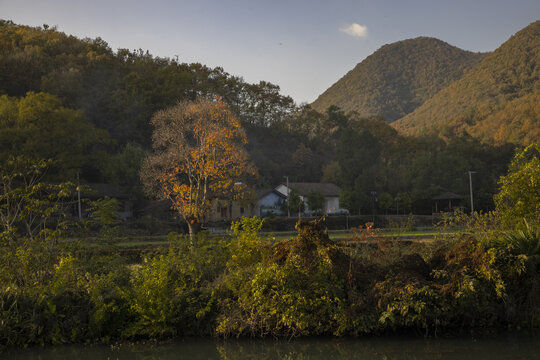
0,157,75,242
87,197,121,238
217,218,348,337
378,192,394,214
126,233,228,338
0,92,110,179
102,142,148,198
394,21,540,146
312,37,486,122
494,144,540,228
306,190,325,212
284,187,304,216
2,214,540,349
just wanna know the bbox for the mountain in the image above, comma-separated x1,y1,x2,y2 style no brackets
392,21,540,145
311,37,486,122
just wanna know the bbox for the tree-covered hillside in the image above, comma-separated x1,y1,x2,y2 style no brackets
0,20,297,186
0,20,527,214
392,21,540,145
311,37,486,122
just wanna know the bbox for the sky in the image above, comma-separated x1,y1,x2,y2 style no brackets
1,0,539,104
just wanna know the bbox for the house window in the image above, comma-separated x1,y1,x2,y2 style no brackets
220,207,228,218
240,207,244,214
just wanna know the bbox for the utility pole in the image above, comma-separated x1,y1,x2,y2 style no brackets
284,176,290,218
467,171,476,214
77,172,82,221
370,190,377,223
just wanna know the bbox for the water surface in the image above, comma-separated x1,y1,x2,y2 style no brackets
5,335,540,360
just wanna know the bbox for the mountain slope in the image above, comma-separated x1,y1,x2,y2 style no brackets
392,21,540,145
311,37,486,122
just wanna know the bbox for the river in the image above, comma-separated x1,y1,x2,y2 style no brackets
4,335,540,359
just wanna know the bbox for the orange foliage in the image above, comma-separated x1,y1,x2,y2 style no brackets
141,99,256,231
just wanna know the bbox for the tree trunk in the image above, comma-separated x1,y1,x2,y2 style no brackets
187,220,201,247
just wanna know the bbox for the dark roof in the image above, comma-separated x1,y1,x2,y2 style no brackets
82,183,129,199
286,182,341,197
432,192,463,200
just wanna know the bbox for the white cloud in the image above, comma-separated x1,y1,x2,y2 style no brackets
340,23,368,38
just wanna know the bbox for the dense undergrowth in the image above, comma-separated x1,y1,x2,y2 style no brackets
1,145,538,350
0,215,538,351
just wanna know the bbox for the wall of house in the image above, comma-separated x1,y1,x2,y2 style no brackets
325,197,340,213
256,192,285,217
207,199,255,222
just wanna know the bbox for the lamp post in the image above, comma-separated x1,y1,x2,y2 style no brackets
467,171,476,214
284,176,290,218
395,196,401,216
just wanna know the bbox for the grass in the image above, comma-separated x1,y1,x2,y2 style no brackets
102,228,466,248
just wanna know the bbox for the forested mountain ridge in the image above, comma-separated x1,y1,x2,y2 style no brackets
392,20,540,145
0,20,526,214
311,37,486,122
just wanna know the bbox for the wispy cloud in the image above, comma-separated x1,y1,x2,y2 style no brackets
340,23,368,38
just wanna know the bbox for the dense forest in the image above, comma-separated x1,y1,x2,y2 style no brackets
392,20,540,145
311,37,486,122
0,20,533,215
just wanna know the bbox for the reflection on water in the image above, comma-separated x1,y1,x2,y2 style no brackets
5,335,540,360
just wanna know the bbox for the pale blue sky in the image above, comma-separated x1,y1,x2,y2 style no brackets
1,0,538,103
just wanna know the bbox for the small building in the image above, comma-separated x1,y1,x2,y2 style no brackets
205,182,343,220
432,192,464,213
254,189,287,217
206,197,256,222
274,182,342,214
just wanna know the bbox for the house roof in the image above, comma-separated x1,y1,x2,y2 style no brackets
432,192,463,200
283,182,341,197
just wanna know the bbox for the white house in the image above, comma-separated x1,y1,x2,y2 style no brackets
254,189,287,217
274,182,342,214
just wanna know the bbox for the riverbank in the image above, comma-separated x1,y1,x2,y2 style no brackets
1,217,538,351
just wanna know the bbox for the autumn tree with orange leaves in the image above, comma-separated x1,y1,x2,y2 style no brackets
141,99,255,243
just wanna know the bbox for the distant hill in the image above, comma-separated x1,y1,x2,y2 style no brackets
392,21,540,145
311,37,486,122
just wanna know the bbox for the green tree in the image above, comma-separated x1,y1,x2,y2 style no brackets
0,157,76,287
339,190,358,214
87,197,121,239
494,144,540,228
285,188,304,216
378,192,394,215
306,190,325,213
103,142,148,197
397,192,413,215
0,92,110,179
0,157,75,241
